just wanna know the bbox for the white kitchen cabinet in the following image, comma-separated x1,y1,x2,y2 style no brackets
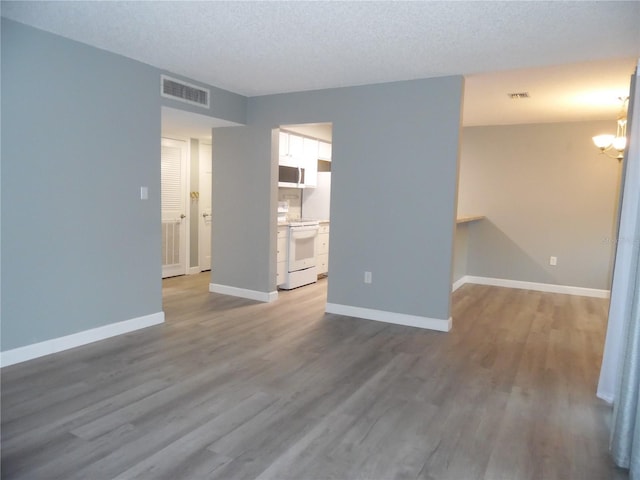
279,131,316,188
288,134,304,159
318,141,332,161
277,227,288,286
317,254,328,275
278,132,304,166
302,137,318,187
279,131,289,156
278,132,302,168
279,131,304,160
316,222,329,276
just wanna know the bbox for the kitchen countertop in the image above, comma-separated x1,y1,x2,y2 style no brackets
278,219,329,226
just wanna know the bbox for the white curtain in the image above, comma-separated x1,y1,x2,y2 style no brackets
600,61,640,478
598,69,637,404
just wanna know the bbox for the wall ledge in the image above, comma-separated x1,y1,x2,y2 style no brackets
456,215,486,224
325,303,452,332
0,312,165,368
453,275,610,298
596,389,614,405
209,283,278,303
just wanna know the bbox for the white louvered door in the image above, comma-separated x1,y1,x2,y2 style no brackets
161,138,188,278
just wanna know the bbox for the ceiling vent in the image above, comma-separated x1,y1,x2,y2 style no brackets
161,75,210,108
507,92,530,99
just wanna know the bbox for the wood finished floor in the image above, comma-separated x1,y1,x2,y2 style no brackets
1,274,627,480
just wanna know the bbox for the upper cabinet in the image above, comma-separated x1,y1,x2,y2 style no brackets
318,141,332,161
279,131,326,189
302,137,318,188
279,132,303,168
289,134,304,159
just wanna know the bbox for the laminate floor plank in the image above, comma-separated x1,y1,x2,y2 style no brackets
110,391,277,480
9,424,137,480
1,274,627,479
65,390,275,480
2,378,172,462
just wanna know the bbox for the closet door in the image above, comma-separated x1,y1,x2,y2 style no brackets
161,138,188,278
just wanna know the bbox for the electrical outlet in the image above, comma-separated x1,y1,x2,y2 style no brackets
364,271,372,284
549,256,557,266
140,186,148,200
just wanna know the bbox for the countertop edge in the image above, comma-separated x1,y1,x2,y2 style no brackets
456,215,486,224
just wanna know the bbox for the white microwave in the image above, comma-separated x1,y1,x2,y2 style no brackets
279,165,307,188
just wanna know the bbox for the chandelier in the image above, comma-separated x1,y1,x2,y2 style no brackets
592,97,629,161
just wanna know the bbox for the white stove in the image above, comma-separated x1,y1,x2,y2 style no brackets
281,219,320,289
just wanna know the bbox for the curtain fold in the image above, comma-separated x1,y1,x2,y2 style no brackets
610,62,640,479
611,264,640,476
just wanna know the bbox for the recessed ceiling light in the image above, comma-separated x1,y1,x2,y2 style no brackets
508,92,530,99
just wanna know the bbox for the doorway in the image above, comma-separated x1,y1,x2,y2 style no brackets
276,122,333,293
160,106,240,289
160,136,213,278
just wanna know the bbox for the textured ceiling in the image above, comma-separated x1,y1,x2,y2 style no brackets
3,1,640,126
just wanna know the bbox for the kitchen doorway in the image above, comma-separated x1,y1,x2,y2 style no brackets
276,122,333,294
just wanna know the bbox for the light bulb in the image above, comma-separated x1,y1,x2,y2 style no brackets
592,134,614,149
612,136,627,152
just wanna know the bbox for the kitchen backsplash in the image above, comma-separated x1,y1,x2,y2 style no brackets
278,188,302,220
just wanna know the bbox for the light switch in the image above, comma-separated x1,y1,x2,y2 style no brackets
140,186,148,200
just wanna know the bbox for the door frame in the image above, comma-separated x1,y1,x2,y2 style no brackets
198,141,212,272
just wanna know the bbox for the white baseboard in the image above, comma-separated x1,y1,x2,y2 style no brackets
325,303,452,332
188,266,202,275
452,277,467,292
0,312,165,368
209,283,278,303
454,275,610,298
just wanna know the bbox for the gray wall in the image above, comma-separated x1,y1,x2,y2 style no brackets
1,19,160,350
213,77,464,321
1,19,246,351
457,121,621,290
212,126,276,292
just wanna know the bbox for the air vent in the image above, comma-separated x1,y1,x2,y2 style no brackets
161,75,210,108
507,92,530,99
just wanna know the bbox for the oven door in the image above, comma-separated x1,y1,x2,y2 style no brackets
288,225,318,272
